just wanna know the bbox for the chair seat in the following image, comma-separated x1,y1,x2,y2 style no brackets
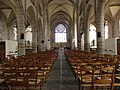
93,83,111,86
82,78,92,83
28,79,41,85
8,80,27,86
0,79,5,84
94,79,112,84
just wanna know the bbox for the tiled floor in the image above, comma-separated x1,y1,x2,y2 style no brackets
42,50,78,90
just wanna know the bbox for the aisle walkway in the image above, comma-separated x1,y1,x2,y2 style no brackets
42,49,78,90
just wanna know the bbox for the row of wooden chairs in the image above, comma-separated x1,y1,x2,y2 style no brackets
65,50,120,90
0,50,57,90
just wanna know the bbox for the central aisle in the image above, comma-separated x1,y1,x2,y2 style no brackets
42,49,78,90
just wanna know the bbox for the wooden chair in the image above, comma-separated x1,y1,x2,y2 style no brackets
8,76,28,90
113,55,120,89
2,63,15,79
78,64,94,90
3,64,27,90
25,69,42,90
92,63,115,90
35,63,47,84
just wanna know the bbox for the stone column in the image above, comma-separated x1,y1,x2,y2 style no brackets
46,26,51,50
46,11,51,50
8,27,13,40
76,12,80,50
112,24,115,38
7,28,10,40
0,20,3,40
84,21,90,52
32,23,37,53
83,7,90,52
96,0,106,54
71,9,76,50
37,21,42,51
41,7,48,51
40,28,46,51
81,33,84,50
37,31,41,51
71,28,75,50
15,0,25,56
78,30,83,50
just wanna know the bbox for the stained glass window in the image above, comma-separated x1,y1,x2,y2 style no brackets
55,24,67,43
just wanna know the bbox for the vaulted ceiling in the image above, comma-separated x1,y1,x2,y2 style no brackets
105,0,120,23
0,0,120,28
46,0,76,29
0,0,16,27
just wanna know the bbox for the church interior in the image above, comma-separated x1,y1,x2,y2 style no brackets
0,0,120,90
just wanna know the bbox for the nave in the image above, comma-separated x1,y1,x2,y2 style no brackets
42,49,78,90
0,49,78,90
0,49,120,90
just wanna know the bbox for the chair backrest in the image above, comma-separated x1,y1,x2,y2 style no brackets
79,64,94,85
92,62,115,90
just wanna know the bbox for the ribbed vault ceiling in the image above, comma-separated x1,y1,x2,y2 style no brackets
0,0,119,28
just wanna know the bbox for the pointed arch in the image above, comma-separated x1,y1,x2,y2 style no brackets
27,6,36,23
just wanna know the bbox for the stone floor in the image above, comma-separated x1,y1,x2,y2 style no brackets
42,49,78,90
42,49,120,90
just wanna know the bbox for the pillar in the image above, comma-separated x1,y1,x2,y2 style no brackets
84,22,90,52
15,0,26,56
96,0,106,54
37,23,43,51
112,24,115,38
32,23,37,53
8,27,13,40
37,24,42,51
41,7,48,51
46,11,51,50
83,7,90,52
71,8,77,50
0,20,3,40
40,28,46,51
46,25,51,50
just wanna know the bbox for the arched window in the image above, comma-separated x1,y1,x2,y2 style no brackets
25,25,32,48
89,24,97,48
105,21,109,39
13,23,17,40
55,24,67,43
119,18,120,34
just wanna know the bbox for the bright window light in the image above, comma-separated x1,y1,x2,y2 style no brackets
55,24,67,43
105,21,109,39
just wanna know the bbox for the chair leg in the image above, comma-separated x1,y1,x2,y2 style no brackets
82,86,83,90
110,86,114,90
8,85,11,90
39,85,41,90
78,84,80,90
90,86,94,90
78,79,80,90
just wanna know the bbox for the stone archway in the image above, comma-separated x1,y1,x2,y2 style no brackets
50,11,73,49
27,6,38,53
